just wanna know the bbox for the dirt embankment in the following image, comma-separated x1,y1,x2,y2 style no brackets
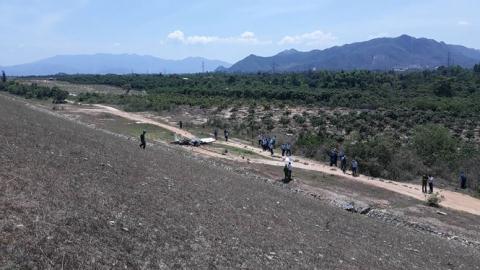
2,94,480,269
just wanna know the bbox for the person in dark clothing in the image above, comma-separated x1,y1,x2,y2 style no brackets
271,136,276,149
214,129,218,140
258,134,263,147
422,174,428,193
179,121,183,129
285,143,292,156
340,154,347,174
261,137,268,151
287,161,293,181
460,172,467,189
283,164,290,183
329,148,338,167
139,130,146,149
281,144,286,157
268,140,274,156
351,159,358,177
224,129,229,142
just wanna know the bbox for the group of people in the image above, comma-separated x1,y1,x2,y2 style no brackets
140,129,472,194
280,142,292,157
421,171,468,194
421,174,435,194
212,128,229,142
328,148,358,177
258,134,276,156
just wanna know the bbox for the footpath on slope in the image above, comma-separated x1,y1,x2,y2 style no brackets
77,104,480,216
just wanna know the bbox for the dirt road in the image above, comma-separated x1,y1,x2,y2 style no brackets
73,103,480,216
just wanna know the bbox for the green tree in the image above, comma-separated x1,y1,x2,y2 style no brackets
51,86,69,103
433,79,453,97
412,124,458,166
474,64,480,74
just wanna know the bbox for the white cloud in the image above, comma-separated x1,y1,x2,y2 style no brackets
166,30,267,45
167,30,186,42
457,20,470,26
279,30,337,46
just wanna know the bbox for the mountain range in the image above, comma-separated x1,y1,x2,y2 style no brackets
222,35,480,73
0,54,231,76
2,35,480,76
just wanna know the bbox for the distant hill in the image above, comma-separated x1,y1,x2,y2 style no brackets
1,54,231,76
223,35,480,73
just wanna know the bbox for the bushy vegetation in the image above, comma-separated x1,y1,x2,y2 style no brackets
426,192,444,208
53,66,480,112
0,81,69,103
0,81,68,103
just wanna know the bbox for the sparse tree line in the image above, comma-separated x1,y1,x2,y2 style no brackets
0,77,68,103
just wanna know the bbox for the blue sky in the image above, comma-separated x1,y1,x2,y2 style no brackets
0,0,478,65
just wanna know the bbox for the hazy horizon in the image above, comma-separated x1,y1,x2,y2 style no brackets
1,0,478,66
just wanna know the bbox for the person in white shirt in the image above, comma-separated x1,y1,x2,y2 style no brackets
428,175,434,193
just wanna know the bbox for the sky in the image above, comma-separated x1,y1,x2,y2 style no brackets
0,0,478,66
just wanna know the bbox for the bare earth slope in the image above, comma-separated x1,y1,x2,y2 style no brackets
1,95,479,269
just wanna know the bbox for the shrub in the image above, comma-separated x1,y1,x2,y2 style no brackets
426,192,444,207
412,124,459,166
279,116,290,126
293,114,306,124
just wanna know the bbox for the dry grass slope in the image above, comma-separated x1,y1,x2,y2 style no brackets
1,94,479,269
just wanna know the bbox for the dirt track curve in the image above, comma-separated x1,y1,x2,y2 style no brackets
84,104,480,216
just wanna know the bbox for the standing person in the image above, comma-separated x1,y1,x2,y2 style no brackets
268,139,274,156
287,160,293,181
281,143,286,157
340,154,347,174
271,136,276,149
351,159,358,177
179,121,183,129
214,129,218,140
283,156,293,182
286,143,292,156
422,174,428,193
428,174,434,194
258,134,263,147
329,148,338,167
224,129,229,142
283,163,289,183
262,137,268,151
460,172,467,189
139,130,146,149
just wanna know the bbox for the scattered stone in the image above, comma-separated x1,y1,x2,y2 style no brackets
122,227,129,232
437,211,447,216
108,221,115,226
